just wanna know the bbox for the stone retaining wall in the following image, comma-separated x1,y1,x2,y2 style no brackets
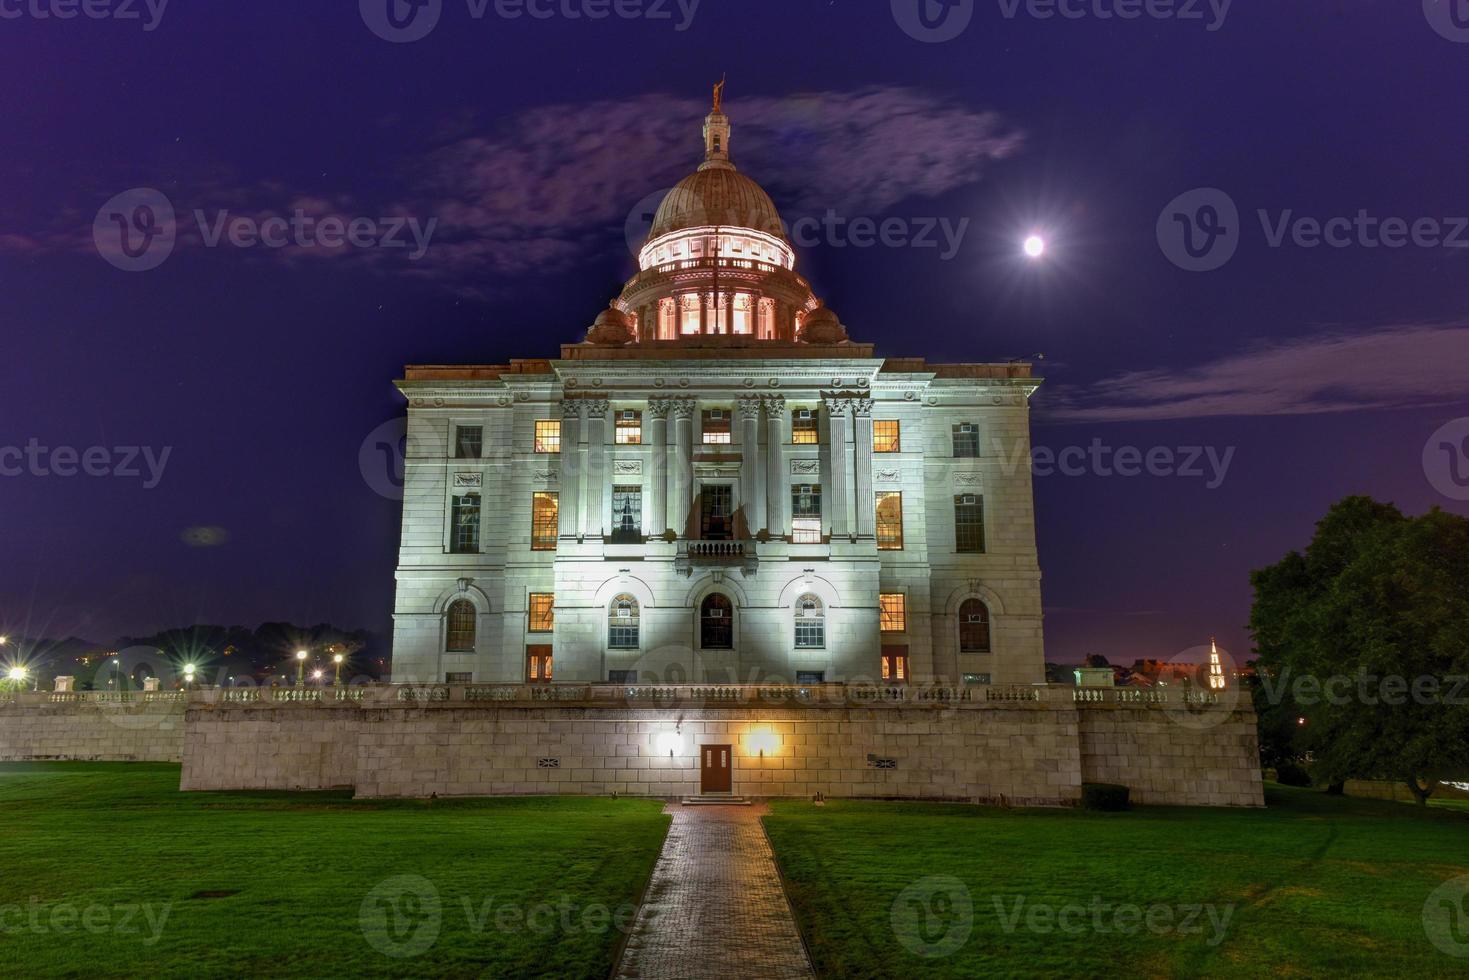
1077,704,1263,807
0,699,184,763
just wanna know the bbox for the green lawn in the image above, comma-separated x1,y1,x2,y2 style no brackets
764,787,1469,978
0,763,670,978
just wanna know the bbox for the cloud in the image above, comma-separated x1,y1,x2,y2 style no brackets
1,88,1020,295
1042,322,1469,422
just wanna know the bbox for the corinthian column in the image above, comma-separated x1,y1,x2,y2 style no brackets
559,399,583,539
581,398,610,538
824,394,851,539
853,397,875,539
763,395,785,538
670,398,696,537
738,396,764,536
646,399,670,537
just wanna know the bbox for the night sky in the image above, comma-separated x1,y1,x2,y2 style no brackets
3,1,1467,666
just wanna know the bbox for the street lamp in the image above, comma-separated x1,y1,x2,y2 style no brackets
6,666,24,685
112,657,122,691
295,649,308,687
333,653,345,687
183,663,197,691
311,669,324,685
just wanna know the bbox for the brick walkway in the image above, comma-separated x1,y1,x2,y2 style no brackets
614,803,815,980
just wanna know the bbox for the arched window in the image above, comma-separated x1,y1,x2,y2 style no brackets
700,593,733,650
609,595,640,650
794,595,825,649
446,599,477,652
959,599,992,653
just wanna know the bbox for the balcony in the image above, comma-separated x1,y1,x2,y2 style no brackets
675,539,757,577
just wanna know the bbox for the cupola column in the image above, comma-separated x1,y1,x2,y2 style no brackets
763,396,786,538
738,396,764,536
646,399,670,537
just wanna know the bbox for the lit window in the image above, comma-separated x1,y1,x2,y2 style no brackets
680,294,702,335
454,425,483,459
879,594,907,632
658,297,677,340
952,423,980,458
881,648,910,683
611,486,642,543
876,492,904,550
528,594,554,633
451,494,480,554
527,647,552,683
609,595,640,650
791,408,819,445
873,420,901,453
702,409,732,445
959,599,991,653
791,484,822,544
531,492,558,551
955,495,986,554
794,596,825,649
445,600,476,652
535,420,561,454
615,411,642,445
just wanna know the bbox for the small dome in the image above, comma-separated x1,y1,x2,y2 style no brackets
649,167,787,243
798,303,847,345
586,306,634,345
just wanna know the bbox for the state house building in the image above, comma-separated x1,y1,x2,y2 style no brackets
390,92,1045,690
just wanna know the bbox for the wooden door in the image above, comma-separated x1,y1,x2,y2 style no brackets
700,744,732,793
526,645,552,684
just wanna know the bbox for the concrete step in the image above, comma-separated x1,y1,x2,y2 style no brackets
680,795,752,806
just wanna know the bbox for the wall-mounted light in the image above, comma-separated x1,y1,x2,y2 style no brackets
656,731,682,757
744,727,780,758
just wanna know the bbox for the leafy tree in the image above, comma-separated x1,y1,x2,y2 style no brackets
1250,497,1469,803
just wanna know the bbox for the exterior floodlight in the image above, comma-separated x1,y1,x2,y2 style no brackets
1023,235,1046,259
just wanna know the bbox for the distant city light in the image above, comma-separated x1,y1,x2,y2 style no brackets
295,650,308,661
1023,234,1046,259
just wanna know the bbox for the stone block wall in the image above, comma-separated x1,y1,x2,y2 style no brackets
1077,704,1264,807
0,700,184,763
181,706,359,792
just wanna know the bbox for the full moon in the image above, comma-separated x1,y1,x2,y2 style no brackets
1023,235,1046,258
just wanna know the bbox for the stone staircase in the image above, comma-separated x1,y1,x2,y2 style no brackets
680,793,752,806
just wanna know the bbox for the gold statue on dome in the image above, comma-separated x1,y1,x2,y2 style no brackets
713,74,726,113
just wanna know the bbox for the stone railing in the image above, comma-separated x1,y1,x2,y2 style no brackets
683,541,748,559
0,690,188,706
1072,687,1222,706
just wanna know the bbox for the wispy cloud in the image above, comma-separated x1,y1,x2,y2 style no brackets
1,88,1020,295
1043,322,1469,422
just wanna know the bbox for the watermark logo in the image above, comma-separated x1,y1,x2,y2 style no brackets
0,0,169,31
1423,418,1469,502
625,187,672,258
1424,0,1469,43
892,0,975,43
360,0,443,43
0,898,172,944
891,876,973,958
359,418,408,502
997,0,1231,31
1424,875,1469,958
360,875,442,959
94,188,177,272
1157,188,1239,272
0,440,172,488
995,895,1235,946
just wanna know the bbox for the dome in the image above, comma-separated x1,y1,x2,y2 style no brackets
648,167,787,242
798,303,847,345
586,305,635,345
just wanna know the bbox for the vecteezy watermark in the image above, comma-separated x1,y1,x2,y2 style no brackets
1424,418,1469,502
360,418,408,502
1159,188,1469,272
0,440,171,489
0,0,169,31
359,0,700,43
0,898,171,945
891,876,974,958
93,188,436,272
1424,0,1469,43
891,0,1230,43
983,436,1237,489
359,876,639,960
1424,875,1469,958
1257,668,1469,709
994,895,1236,947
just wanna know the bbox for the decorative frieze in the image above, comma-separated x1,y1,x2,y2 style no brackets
452,473,483,489
613,460,643,476
791,459,820,476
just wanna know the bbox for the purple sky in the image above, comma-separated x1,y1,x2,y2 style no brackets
2,1,1467,665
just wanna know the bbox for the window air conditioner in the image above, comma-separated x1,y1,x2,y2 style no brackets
961,495,977,506
796,409,812,421
959,424,975,433
621,411,636,421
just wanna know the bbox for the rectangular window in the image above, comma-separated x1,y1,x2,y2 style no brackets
881,647,910,684
454,425,483,459
611,486,642,543
873,420,901,453
526,646,552,684
615,410,642,445
791,484,823,544
451,494,481,554
955,495,987,554
700,485,733,540
445,672,473,683
796,671,826,685
608,669,638,684
528,594,555,633
952,423,980,458
702,409,732,445
531,492,559,551
875,492,904,550
535,420,561,454
791,408,819,445
879,593,907,632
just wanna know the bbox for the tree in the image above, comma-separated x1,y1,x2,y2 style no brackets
1249,497,1469,803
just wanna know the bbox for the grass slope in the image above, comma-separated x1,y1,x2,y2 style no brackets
0,763,669,978
764,786,1469,978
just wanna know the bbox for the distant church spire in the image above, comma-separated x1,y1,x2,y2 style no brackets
701,75,734,172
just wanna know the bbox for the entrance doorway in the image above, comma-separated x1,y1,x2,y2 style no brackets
700,744,732,793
